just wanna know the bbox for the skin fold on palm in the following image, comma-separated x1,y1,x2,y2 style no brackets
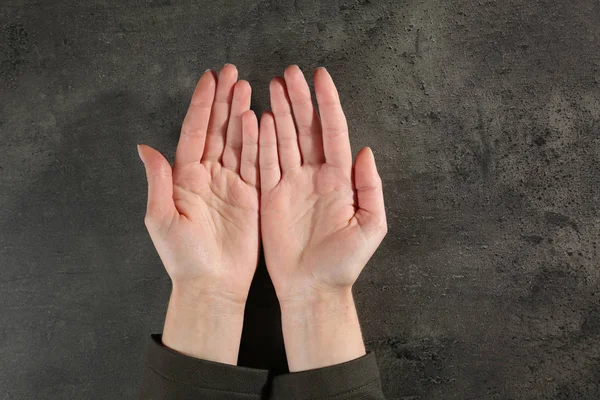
137,64,260,305
259,65,388,306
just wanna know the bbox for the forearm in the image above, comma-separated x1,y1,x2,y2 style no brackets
162,282,246,365
280,288,366,372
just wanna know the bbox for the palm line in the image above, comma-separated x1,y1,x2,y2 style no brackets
173,173,257,234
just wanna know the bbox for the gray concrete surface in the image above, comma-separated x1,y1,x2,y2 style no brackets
1,0,599,399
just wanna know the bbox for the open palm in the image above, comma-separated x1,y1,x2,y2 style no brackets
138,64,260,304
259,66,387,304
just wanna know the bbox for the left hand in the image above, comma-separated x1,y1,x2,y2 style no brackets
138,64,260,363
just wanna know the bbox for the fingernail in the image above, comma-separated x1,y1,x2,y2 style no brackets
204,68,211,73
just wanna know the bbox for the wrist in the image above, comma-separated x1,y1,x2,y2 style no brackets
279,285,354,316
171,279,249,309
169,283,247,319
279,286,366,372
162,284,246,365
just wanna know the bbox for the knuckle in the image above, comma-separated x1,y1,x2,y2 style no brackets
145,211,170,235
294,96,313,107
323,126,347,138
241,158,256,167
259,140,277,148
261,160,280,170
207,126,225,136
144,210,170,232
374,173,383,186
319,97,340,107
226,141,243,150
273,109,292,118
277,134,297,147
181,126,206,138
296,122,315,135
371,216,388,236
144,213,157,229
381,221,389,235
146,169,171,181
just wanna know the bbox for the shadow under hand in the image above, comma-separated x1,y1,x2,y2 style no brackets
238,250,288,374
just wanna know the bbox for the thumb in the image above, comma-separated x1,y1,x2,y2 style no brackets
353,147,387,237
137,144,176,229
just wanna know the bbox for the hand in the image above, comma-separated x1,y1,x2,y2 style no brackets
259,65,387,371
138,64,260,364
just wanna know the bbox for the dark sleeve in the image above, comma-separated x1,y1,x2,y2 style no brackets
270,351,385,400
139,334,270,400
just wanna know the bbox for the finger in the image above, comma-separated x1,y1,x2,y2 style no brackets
137,144,177,230
269,77,301,171
283,65,324,165
202,64,238,162
174,69,217,165
353,147,387,236
240,110,259,187
259,112,281,191
313,67,352,169
222,80,251,172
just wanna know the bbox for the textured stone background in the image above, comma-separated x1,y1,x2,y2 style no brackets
1,0,599,399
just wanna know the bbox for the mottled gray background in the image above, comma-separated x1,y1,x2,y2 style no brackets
1,0,599,399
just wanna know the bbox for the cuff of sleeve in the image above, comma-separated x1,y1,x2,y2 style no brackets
270,351,382,399
144,334,270,395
